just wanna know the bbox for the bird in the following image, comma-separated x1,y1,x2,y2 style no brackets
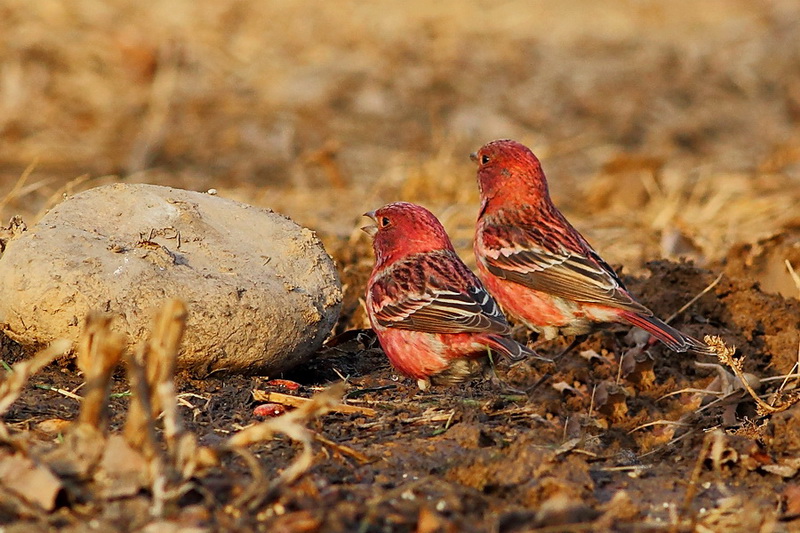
362,201,548,390
471,139,711,355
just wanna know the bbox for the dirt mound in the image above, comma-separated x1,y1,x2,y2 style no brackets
630,259,800,374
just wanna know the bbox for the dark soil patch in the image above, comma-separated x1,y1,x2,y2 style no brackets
2,259,800,531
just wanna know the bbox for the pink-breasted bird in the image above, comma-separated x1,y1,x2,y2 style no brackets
363,202,547,390
472,139,711,355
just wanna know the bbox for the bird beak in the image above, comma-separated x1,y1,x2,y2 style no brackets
361,211,378,237
469,152,478,163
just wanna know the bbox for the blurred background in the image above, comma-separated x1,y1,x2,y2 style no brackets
1,0,799,299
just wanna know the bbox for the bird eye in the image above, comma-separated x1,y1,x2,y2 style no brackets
480,154,490,165
379,216,390,227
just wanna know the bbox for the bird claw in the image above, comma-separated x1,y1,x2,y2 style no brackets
553,335,588,360
489,374,527,396
525,372,552,393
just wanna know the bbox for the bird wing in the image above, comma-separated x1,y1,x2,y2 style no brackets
370,251,510,334
480,219,651,314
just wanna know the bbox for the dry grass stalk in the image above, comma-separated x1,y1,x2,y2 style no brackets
681,430,715,518
785,259,800,296
226,382,347,508
313,433,372,464
34,174,92,222
0,159,38,217
705,335,800,415
125,45,180,174
123,346,161,457
147,299,187,451
121,299,188,518
252,389,376,416
76,313,125,431
123,299,187,454
0,339,71,438
665,272,723,324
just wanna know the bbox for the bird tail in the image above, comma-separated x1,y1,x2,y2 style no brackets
620,312,712,355
486,335,553,363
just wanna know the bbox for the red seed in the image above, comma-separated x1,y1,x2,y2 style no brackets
253,403,286,417
265,379,301,390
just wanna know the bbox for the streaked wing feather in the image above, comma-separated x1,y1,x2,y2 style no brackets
484,247,650,314
372,252,510,334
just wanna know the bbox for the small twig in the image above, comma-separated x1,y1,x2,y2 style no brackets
343,385,396,399
332,367,349,383
228,447,267,510
761,373,800,383
639,429,698,459
785,259,800,295
35,174,92,221
657,388,726,401
252,390,376,416
681,431,714,514
592,464,652,473
443,410,455,431
33,384,83,402
0,158,38,215
314,433,373,464
773,361,800,406
526,523,598,533
628,420,691,434
666,272,723,324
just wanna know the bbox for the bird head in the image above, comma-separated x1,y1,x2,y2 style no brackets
471,139,550,209
362,202,455,267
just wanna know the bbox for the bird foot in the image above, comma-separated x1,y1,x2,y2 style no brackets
526,334,587,360
553,334,588,360
484,366,527,395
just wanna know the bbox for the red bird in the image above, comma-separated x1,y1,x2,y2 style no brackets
472,139,711,354
363,202,546,390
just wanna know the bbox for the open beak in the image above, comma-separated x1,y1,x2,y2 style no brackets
469,152,478,163
361,210,378,237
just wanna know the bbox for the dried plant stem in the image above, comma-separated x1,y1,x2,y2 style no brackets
785,259,800,295
252,389,376,416
681,431,714,516
148,299,187,452
227,382,347,508
124,299,187,454
313,433,372,464
666,272,723,324
704,335,800,415
76,313,125,431
124,346,162,459
35,174,91,221
0,159,38,216
120,300,187,518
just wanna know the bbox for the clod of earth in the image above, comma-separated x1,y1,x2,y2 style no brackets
0,183,343,376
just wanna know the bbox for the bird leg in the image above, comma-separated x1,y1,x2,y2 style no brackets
526,334,588,360
553,334,589,360
483,364,527,395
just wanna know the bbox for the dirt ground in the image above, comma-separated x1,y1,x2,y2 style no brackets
2,1,800,532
